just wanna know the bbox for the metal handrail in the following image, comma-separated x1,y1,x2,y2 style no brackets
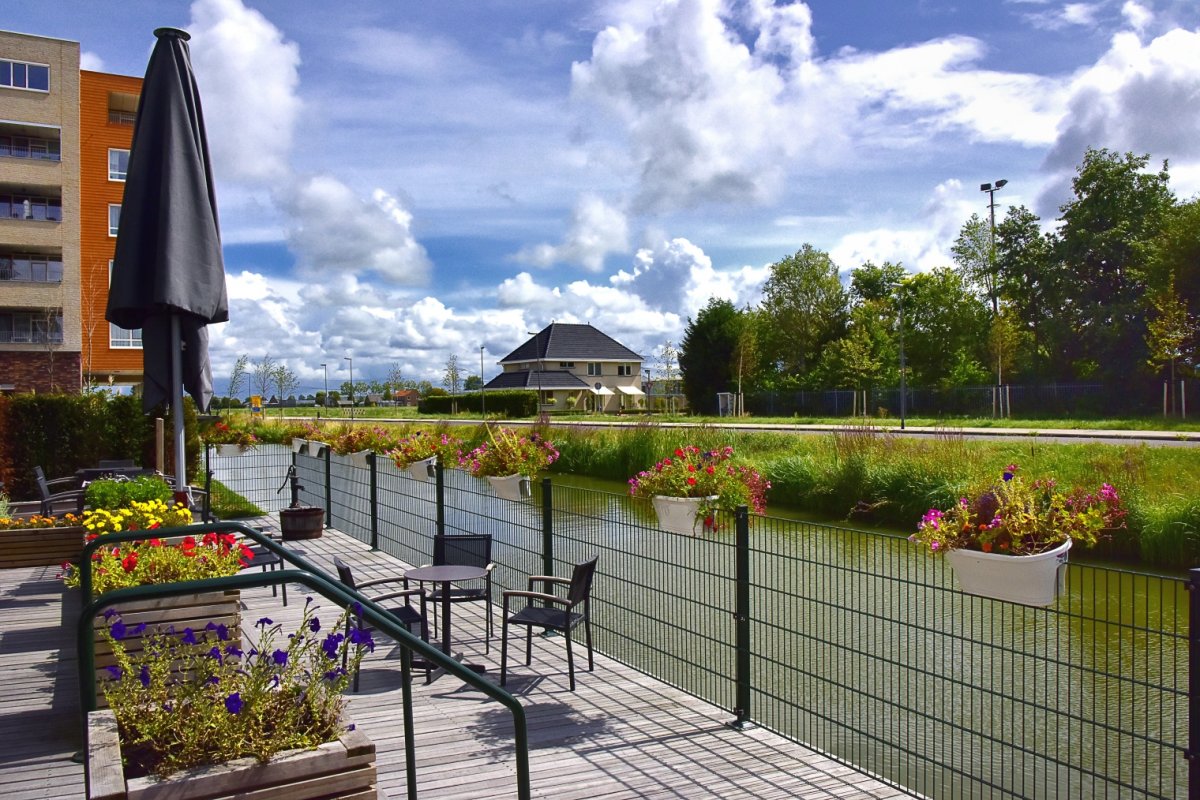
76,522,531,800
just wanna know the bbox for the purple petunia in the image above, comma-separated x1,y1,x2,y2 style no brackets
105,665,122,680
256,617,273,628
272,649,288,666
225,692,243,714
348,627,375,653
110,620,127,640
181,628,198,645
138,665,150,688
309,617,321,633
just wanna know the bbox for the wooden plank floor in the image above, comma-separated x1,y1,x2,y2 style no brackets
0,522,913,799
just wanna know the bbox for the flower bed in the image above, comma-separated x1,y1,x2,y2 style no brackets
0,513,85,568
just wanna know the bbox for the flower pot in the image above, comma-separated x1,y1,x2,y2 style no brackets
348,450,372,470
0,525,84,568
215,444,248,458
486,474,531,501
86,708,377,800
307,441,329,457
279,507,325,540
291,438,307,454
652,495,718,536
946,538,1072,606
405,456,436,481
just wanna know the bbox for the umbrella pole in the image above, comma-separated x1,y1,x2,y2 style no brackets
171,315,190,507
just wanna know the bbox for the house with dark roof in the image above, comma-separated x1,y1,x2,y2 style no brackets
484,323,645,412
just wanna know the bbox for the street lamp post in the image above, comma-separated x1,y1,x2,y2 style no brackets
319,363,328,410
479,345,486,421
891,282,908,431
344,356,354,420
981,179,1008,413
526,330,543,415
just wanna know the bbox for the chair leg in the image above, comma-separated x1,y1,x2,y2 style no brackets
585,617,594,672
484,596,492,654
524,626,533,666
565,626,575,691
500,623,509,686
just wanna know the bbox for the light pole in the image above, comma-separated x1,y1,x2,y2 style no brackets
526,330,543,415
892,282,907,431
344,356,353,420
479,345,486,421
319,363,328,410
981,179,1007,396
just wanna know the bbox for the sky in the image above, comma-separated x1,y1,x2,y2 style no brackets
7,0,1200,395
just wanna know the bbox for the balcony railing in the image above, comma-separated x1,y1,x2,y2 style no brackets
0,331,63,344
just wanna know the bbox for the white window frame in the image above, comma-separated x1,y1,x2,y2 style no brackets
108,204,121,236
108,149,129,181
0,59,50,93
617,364,634,377
107,261,144,349
558,362,575,369
587,362,603,376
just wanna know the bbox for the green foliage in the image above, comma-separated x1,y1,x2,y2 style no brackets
419,390,535,417
209,478,265,519
459,426,559,477
679,298,743,413
64,531,251,595
85,476,174,510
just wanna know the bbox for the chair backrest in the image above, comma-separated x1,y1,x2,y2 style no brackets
433,534,492,569
567,557,599,607
99,459,137,469
32,466,52,502
332,556,357,591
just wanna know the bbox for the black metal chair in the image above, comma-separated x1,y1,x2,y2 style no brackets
32,466,86,516
241,545,287,606
501,557,598,691
428,534,495,651
332,556,431,687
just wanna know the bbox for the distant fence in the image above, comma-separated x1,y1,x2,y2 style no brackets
748,380,1198,419
218,445,1192,799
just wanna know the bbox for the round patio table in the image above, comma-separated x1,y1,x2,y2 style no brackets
405,564,488,672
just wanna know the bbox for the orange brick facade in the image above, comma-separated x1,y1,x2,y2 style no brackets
79,70,142,384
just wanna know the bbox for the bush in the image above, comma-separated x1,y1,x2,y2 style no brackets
418,391,535,418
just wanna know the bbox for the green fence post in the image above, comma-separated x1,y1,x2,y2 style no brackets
324,446,332,527
1188,567,1200,799
435,457,445,538
541,477,554,578
369,452,379,550
731,504,752,730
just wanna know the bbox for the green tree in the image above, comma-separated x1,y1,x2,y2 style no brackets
226,354,248,411
443,354,462,394
1145,277,1195,413
679,298,742,414
251,354,277,400
1056,148,1174,381
952,213,999,314
758,245,849,381
1148,198,1200,314
901,267,990,386
272,364,299,417
994,206,1061,379
464,374,483,391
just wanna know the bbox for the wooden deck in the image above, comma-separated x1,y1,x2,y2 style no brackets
0,522,912,799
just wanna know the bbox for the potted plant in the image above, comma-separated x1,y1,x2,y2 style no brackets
459,426,559,501
330,426,397,469
86,602,378,799
203,421,258,457
0,511,84,568
628,445,770,536
387,431,462,481
909,465,1127,606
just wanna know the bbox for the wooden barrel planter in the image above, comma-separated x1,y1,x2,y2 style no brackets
279,507,325,540
0,525,85,569
86,709,377,800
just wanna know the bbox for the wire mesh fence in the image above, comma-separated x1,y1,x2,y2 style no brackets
216,449,1191,799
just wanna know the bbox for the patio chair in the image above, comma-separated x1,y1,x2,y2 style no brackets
500,556,598,691
428,534,495,652
332,556,432,687
32,466,86,516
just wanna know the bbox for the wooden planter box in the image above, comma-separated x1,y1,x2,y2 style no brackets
0,525,84,568
93,591,242,706
86,709,377,800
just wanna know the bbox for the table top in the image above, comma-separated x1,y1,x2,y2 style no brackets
406,565,486,583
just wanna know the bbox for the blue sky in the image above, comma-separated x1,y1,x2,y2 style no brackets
7,0,1200,394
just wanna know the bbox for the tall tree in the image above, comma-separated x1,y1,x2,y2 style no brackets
951,213,999,314
251,354,277,400
1056,148,1174,380
386,362,404,394
272,364,299,417
900,267,990,386
1145,277,1195,412
994,206,1061,379
443,354,462,394
758,245,849,380
653,340,681,413
679,298,741,414
227,354,248,407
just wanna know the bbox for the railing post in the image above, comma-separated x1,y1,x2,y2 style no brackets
435,457,445,538
541,477,554,578
730,504,752,730
1188,568,1200,798
368,452,379,550
323,446,332,528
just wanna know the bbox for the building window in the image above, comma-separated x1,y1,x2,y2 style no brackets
0,253,63,282
108,109,136,125
0,194,62,221
0,134,61,161
558,362,575,369
0,59,50,92
587,362,603,376
108,149,129,181
109,323,142,349
0,310,62,344
618,364,637,376
108,204,121,236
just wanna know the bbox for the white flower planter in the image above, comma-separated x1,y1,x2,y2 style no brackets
307,441,329,457
348,450,372,470
216,444,249,457
406,456,437,481
652,495,718,537
487,474,532,501
946,538,1072,606
291,438,307,453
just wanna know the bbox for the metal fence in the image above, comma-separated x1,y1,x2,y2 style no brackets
222,445,1192,799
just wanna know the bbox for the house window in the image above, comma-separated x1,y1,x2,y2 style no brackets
0,310,62,343
587,362,602,376
108,204,121,236
0,134,60,161
0,194,62,221
0,59,50,92
108,260,142,348
0,253,62,282
617,364,634,376
108,149,129,181
558,362,575,369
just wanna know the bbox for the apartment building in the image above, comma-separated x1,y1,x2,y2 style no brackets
79,69,141,387
0,30,80,393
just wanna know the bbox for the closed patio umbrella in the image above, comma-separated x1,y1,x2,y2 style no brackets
107,27,228,503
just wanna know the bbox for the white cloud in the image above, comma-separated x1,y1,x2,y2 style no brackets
278,175,431,285
513,194,630,271
1023,2,1103,30
80,51,105,71
188,0,302,183
497,272,564,308
1121,1,1153,33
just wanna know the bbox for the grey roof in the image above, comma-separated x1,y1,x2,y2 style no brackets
499,323,642,365
483,370,593,391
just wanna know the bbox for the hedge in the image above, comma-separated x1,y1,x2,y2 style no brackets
418,390,536,418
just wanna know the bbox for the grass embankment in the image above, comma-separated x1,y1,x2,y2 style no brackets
208,478,264,519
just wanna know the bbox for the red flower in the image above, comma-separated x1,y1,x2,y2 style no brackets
981,541,993,553
706,466,715,474
686,477,697,486
674,448,684,457
121,552,138,572
687,464,696,472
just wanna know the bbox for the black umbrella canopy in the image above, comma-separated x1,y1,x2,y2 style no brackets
107,27,227,415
